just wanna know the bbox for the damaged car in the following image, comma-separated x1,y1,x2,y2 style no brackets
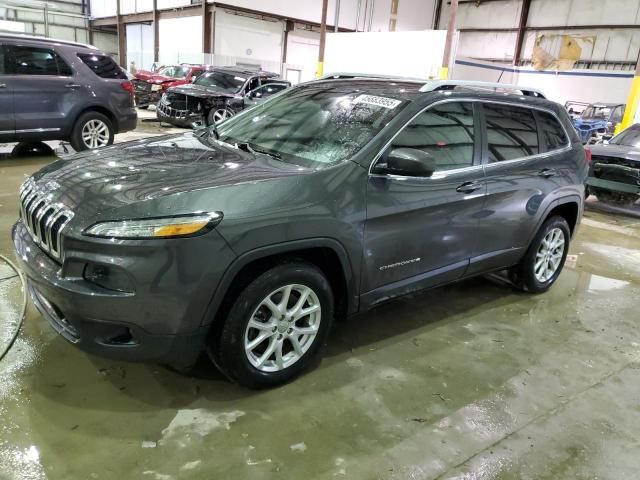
573,102,625,144
586,124,640,207
132,64,206,109
156,67,290,127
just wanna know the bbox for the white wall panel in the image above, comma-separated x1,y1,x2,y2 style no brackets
456,0,521,29
286,29,319,82
158,15,202,64
120,0,154,14
126,23,154,70
458,31,518,61
90,0,116,18
528,0,640,27
214,11,283,64
395,0,437,31
214,0,360,30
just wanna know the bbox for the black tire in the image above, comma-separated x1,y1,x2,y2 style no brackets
509,216,571,293
593,188,638,208
137,105,149,110
70,111,114,151
209,261,334,388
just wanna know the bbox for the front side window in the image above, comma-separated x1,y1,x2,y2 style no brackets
380,101,475,173
538,110,568,151
217,84,408,168
77,53,126,79
484,103,539,162
11,46,72,76
248,83,288,99
195,71,246,93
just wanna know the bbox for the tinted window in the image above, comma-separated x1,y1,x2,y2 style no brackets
11,46,72,76
610,125,640,147
78,53,127,79
387,102,475,172
250,83,288,98
538,111,568,151
484,104,539,162
0,46,6,75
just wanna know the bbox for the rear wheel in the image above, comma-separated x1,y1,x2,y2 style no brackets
70,111,114,151
509,216,570,293
209,262,334,388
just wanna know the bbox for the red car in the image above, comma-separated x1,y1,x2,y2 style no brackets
132,64,206,108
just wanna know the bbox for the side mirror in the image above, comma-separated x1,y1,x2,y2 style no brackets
385,148,436,177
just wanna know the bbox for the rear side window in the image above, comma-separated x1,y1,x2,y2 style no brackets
11,46,72,76
483,103,539,162
0,46,6,74
388,101,475,172
537,110,568,151
77,53,127,79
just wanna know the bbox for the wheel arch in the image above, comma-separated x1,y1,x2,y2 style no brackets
528,194,582,246
70,105,119,136
202,238,359,332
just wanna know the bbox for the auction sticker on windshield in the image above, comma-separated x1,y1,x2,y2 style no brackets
353,95,402,109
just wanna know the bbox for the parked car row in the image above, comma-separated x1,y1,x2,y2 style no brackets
565,100,626,144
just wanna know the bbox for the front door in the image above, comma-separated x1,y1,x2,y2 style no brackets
467,102,571,274
0,44,14,140
7,45,78,135
362,101,486,307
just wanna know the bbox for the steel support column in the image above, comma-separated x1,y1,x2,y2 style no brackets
441,0,458,79
514,0,531,65
317,0,329,78
116,1,126,68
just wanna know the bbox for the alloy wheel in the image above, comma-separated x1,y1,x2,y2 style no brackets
213,108,234,124
244,284,321,373
81,119,110,149
534,227,566,282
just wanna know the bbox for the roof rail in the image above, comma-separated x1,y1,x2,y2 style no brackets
0,33,97,50
420,80,546,98
319,72,426,83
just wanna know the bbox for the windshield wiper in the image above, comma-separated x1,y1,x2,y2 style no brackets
237,142,281,159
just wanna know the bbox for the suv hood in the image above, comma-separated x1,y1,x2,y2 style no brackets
168,83,236,99
29,133,313,225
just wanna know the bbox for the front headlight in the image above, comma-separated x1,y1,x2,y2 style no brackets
83,212,223,239
151,84,162,91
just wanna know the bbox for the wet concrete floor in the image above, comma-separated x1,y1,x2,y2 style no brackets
1,122,640,479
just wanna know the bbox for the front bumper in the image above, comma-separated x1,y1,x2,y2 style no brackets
156,100,203,128
587,162,640,194
12,220,234,368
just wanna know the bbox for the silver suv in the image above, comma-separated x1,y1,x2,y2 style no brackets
0,34,137,151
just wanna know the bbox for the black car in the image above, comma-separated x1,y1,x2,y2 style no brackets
0,34,137,151
156,67,290,127
13,79,587,388
586,124,640,207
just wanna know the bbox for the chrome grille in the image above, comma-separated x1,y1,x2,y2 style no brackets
19,179,74,261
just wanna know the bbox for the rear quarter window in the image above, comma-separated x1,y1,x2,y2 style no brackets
537,110,569,151
77,53,127,79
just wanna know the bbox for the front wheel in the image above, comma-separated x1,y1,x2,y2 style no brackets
70,111,114,151
209,262,334,388
509,216,571,293
207,107,235,126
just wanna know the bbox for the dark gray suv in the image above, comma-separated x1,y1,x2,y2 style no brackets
0,34,137,151
12,78,588,388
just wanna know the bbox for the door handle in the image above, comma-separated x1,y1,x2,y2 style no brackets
538,168,557,178
456,181,483,194
65,83,81,89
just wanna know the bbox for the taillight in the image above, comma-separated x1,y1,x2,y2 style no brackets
585,146,592,164
120,80,134,96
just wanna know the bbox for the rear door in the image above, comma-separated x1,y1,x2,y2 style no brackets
0,43,14,140
362,100,486,303
7,44,77,135
467,102,571,275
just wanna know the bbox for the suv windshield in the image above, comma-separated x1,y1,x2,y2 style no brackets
582,106,611,120
195,71,246,92
217,84,408,168
610,126,640,147
158,65,190,78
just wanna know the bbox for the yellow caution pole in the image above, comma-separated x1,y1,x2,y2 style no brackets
619,73,640,132
317,0,328,78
